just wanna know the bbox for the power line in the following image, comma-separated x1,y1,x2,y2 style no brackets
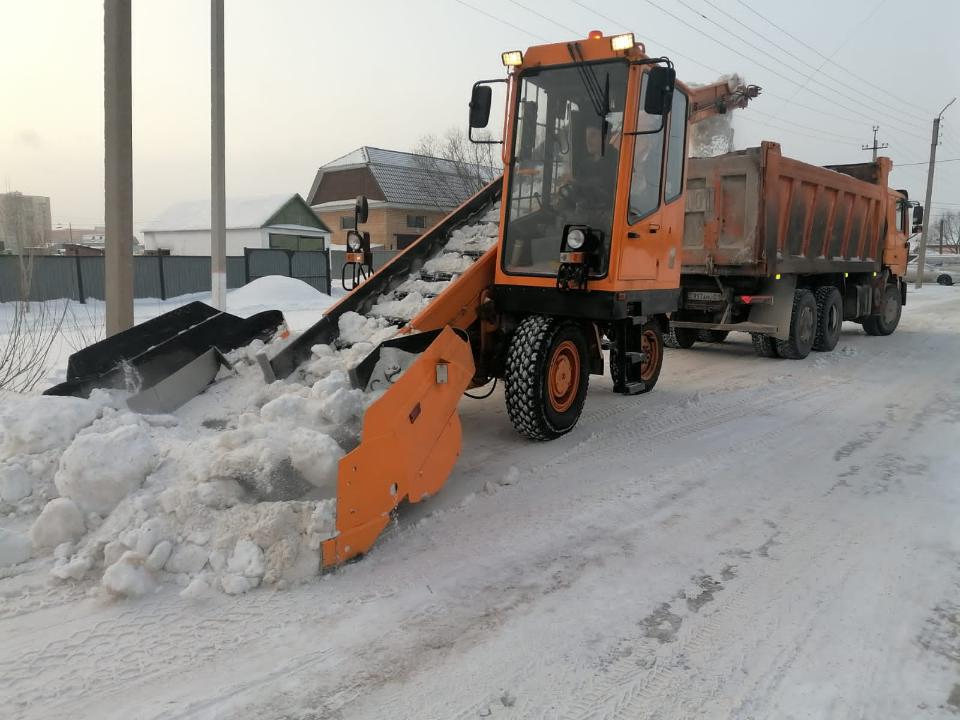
451,0,549,42
569,0,726,77
734,0,933,115
736,115,859,147
895,158,960,167
684,0,929,126
508,0,580,36
637,0,929,143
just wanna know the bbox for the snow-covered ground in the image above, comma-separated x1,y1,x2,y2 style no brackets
2,283,960,719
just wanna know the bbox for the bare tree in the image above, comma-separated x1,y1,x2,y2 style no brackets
0,254,68,392
938,211,960,254
413,127,503,209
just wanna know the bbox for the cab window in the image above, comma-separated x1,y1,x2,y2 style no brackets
664,90,688,203
628,73,665,222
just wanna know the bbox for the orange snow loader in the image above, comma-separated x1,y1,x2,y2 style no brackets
47,32,761,568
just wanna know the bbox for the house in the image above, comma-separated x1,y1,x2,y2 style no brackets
142,193,330,256
307,147,498,251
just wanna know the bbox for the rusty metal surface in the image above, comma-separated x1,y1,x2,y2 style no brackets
683,142,889,276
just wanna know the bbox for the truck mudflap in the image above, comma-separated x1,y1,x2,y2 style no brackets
320,325,475,568
44,301,284,410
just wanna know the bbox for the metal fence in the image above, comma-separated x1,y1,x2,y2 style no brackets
244,248,332,295
0,254,247,303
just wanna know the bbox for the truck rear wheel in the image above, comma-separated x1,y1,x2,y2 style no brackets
505,315,590,441
862,284,902,336
665,325,697,349
697,329,729,343
775,289,817,360
813,286,843,352
751,333,779,358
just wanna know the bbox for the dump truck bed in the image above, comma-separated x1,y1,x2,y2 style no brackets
683,141,890,277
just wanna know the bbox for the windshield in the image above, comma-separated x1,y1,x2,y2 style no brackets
502,61,628,276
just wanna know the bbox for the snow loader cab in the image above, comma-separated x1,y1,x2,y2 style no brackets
471,33,758,437
342,195,374,290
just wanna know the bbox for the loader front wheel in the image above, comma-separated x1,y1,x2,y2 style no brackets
505,315,589,441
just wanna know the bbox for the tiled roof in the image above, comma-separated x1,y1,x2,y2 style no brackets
313,146,499,209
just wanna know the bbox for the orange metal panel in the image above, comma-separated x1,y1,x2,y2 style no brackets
321,326,474,568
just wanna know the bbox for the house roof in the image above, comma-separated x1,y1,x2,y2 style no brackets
307,146,499,210
143,193,329,233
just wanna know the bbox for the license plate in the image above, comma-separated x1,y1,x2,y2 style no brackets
687,291,722,302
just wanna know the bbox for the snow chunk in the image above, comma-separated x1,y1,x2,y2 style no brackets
165,542,209,574
221,573,258,595
0,463,32,503
145,540,173,572
423,253,474,276
0,395,101,456
180,575,215,600
30,497,86,548
102,551,154,597
0,528,32,567
227,539,266,578
338,311,397,347
369,291,429,321
55,425,157,515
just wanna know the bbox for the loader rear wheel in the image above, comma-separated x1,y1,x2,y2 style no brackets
609,320,664,393
665,325,697,349
813,286,843,352
862,284,902,336
697,329,729,343
751,332,779,358
505,315,589,441
775,289,817,359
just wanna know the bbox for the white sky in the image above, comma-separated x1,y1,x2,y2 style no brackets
1,0,958,233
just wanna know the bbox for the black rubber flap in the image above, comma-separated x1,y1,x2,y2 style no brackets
44,304,284,399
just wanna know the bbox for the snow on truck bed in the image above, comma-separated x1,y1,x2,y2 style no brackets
0,204,500,598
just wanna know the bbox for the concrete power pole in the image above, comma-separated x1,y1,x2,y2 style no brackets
916,98,956,289
211,0,227,310
104,0,134,334
861,125,888,162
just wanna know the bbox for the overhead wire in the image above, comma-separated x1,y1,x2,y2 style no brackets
735,0,933,113
677,0,928,127
638,0,929,143
451,0,549,42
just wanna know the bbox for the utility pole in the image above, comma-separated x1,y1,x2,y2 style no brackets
916,98,956,289
939,217,944,255
211,0,227,310
104,0,133,335
861,125,888,161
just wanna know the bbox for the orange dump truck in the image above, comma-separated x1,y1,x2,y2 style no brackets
670,141,916,358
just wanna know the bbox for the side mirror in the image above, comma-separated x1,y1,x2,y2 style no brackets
354,195,369,226
469,85,492,129
519,100,538,160
912,204,924,231
644,66,676,116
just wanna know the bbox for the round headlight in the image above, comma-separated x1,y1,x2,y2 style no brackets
566,228,586,250
348,235,361,251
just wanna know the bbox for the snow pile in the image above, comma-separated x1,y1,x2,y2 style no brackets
229,275,329,309
0,199,502,597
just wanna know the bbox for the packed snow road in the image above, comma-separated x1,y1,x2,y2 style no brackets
3,285,960,719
